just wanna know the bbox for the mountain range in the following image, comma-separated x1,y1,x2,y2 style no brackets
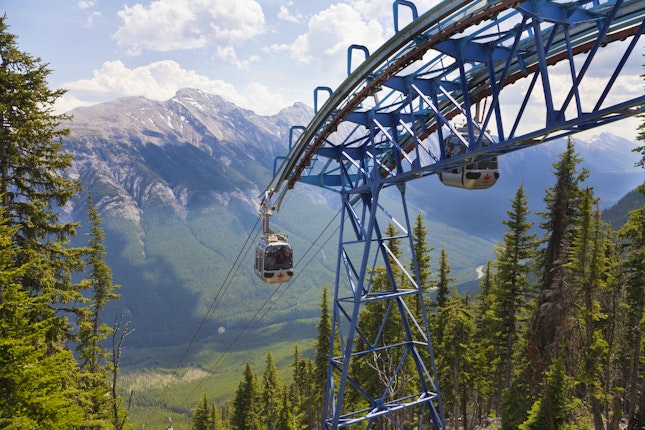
61,88,644,355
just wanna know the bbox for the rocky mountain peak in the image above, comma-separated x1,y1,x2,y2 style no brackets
62,89,314,222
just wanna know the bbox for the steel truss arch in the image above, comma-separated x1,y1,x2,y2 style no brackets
266,0,645,428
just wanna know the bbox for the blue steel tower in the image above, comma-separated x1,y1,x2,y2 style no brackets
264,0,645,428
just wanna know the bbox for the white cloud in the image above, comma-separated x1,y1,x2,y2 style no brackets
347,0,441,33
77,0,96,10
57,60,290,116
84,11,102,28
64,60,237,100
239,82,291,115
277,5,303,23
267,2,386,84
55,93,96,115
113,0,266,60
308,4,384,57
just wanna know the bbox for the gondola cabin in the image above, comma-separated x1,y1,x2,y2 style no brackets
439,127,499,190
255,232,293,284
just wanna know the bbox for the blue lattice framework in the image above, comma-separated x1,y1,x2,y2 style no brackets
265,0,645,428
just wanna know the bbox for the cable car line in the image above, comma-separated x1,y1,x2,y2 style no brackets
255,192,294,284
204,207,340,371
156,196,340,406
157,215,262,404
182,207,341,401
256,209,341,322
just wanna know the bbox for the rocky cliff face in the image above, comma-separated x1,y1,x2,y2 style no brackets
63,88,312,222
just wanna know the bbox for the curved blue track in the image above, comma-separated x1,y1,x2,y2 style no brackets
269,0,644,204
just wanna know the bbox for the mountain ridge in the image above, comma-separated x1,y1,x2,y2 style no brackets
65,88,313,222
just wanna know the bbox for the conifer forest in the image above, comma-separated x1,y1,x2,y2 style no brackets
1,15,645,430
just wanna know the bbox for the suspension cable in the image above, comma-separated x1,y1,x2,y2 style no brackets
157,214,262,404
156,193,342,406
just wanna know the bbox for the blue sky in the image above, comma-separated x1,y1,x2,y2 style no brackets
3,0,643,140
3,0,437,115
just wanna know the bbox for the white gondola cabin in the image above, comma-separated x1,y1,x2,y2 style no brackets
255,193,293,284
439,126,499,190
255,232,293,284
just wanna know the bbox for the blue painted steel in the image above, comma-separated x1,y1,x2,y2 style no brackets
394,0,419,33
265,0,645,428
266,0,644,202
314,87,333,115
347,45,370,77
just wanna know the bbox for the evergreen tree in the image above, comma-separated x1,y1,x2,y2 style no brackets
314,284,331,429
76,195,121,428
472,260,501,419
436,288,475,430
432,245,455,349
435,246,453,311
0,17,90,426
519,357,581,430
262,352,281,430
567,188,616,427
78,195,120,371
0,219,84,427
231,363,261,430
0,15,82,313
494,185,536,391
189,394,221,430
276,387,297,430
411,213,433,292
292,344,316,430
211,401,223,430
410,212,435,358
528,137,588,378
619,184,645,429
192,394,215,430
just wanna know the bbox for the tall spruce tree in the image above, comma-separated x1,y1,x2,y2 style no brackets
262,352,281,430
76,195,121,428
0,17,90,426
314,284,331,429
192,394,215,430
231,363,261,430
566,188,616,427
528,137,588,379
436,288,475,430
494,185,536,390
0,16,82,304
0,218,84,427
472,260,500,420
292,344,316,430
410,213,435,340
435,246,453,311
619,184,645,429
432,245,455,350
411,213,433,291
276,387,297,430
78,195,120,371
519,357,580,430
